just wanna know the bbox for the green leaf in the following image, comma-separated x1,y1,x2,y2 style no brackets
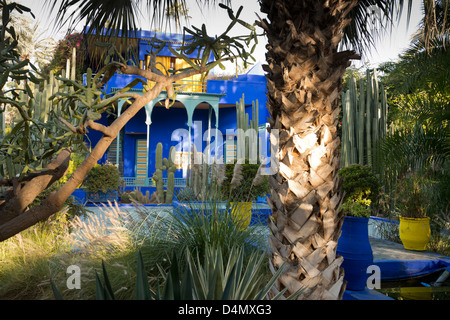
169,252,181,300
180,262,194,300
95,271,106,300
168,46,199,70
87,110,102,121
101,261,115,300
135,251,151,300
0,71,9,90
50,280,64,300
220,263,237,300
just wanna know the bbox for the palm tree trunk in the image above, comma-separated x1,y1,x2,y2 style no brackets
258,0,360,300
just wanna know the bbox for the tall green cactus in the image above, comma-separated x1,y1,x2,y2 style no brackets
236,94,260,163
152,142,176,203
341,69,388,168
153,142,165,201
165,146,176,203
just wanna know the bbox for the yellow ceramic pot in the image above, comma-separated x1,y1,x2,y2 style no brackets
230,202,252,230
399,216,431,251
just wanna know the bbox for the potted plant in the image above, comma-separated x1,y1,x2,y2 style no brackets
221,161,269,230
83,162,122,203
395,174,431,251
337,164,379,291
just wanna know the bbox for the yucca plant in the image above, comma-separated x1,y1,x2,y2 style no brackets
164,197,268,262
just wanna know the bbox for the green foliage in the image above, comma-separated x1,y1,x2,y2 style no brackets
165,199,266,261
374,28,449,224
59,152,86,185
235,94,261,162
83,163,121,193
161,246,301,300
395,174,431,218
341,200,371,218
221,161,269,202
339,164,379,218
0,1,87,180
176,186,197,202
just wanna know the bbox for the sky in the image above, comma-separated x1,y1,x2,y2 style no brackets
15,0,424,72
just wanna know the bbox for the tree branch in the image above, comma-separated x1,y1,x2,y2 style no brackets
58,117,77,133
86,120,113,137
171,66,207,82
0,149,71,227
115,62,167,83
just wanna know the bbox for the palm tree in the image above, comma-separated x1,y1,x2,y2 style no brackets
43,0,447,300
9,14,56,70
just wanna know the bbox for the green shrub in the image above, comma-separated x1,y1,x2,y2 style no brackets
395,174,430,218
83,163,122,193
176,186,197,202
339,164,379,217
341,200,371,218
339,164,379,206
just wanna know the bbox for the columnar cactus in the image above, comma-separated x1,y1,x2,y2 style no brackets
165,146,176,203
341,69,388,168
153,142,165,202
236,94,260,163
152,142,176,203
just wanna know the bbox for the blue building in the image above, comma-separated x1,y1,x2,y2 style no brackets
85,30,269,194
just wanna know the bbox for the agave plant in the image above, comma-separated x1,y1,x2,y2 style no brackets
183,245,301,300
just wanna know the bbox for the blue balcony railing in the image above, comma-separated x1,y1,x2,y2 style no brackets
123,177,187,187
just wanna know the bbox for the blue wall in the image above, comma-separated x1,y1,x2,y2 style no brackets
207,73,270,126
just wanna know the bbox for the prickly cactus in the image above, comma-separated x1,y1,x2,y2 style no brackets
153,143,165,201
165,146,176,203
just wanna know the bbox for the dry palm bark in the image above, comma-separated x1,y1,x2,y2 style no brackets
258,0,360,300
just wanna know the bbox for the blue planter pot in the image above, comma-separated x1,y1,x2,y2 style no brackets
337,216,373,291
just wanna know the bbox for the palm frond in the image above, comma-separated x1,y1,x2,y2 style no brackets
340,0,414,55
374,121,449,187
44,0,232,40
419,0,450,50
45,0,141,39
